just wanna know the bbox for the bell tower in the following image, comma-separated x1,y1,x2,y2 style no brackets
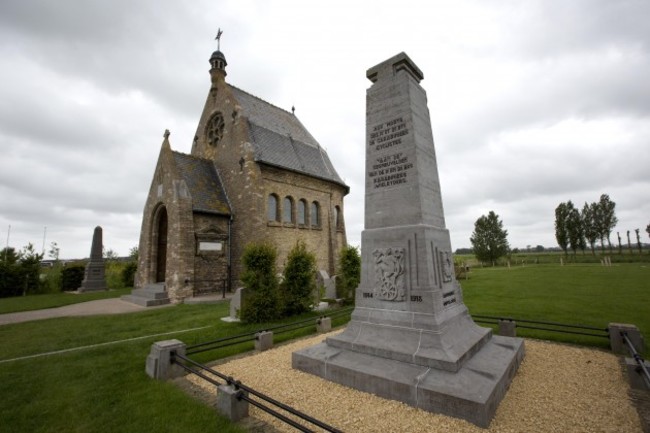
209,28,227,85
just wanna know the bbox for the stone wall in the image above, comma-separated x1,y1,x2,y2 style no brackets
260,165,347,277
192,213,230,294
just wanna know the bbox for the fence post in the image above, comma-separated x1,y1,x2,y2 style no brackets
608,323,644,355
145,339,187,380
317,316,332,333
498,319,516,337
255,331,273,351
217,384,249,421
623,358,650,390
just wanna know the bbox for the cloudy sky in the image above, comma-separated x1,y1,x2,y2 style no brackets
1,0,649,259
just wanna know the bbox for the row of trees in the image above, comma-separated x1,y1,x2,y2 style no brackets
555,194,623,256
0,241,140,298
240,241,360,323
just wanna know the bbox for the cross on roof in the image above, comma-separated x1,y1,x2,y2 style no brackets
215,28,223,51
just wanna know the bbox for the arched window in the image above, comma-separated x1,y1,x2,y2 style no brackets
267,194,279,222
311,201,320,227
335,205,342,229
283,196,294,223
298,199,307,225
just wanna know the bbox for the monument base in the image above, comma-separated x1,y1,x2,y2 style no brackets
77,281,107,292
292,335,524,428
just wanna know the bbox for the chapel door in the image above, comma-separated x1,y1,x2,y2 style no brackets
156,209,168,283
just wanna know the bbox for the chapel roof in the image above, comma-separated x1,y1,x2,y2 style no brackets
228,85,348,191
172,151,231,216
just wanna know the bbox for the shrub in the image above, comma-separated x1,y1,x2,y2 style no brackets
61,265,86,291
281,241,316,317
122,262,137,288
40,264,63,294
240,242,281,323
106,261,126,290
0,261,24,298
336,245,360,300
0,244,44,296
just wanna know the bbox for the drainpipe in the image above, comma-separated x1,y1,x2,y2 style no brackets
228,215,233,292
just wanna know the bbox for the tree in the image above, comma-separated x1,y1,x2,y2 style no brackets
627,230,632,254
240,242,281,323
0,247,19,265
566,203,585,256
470,211,509,265
597,194,617,253
0,247,22,298
18,243,44,295
555,202,570,256
635,228,642,255
103,248,119,261
281,241,317,317
647,223,650,241
129,246,139,261
337,245,361,300
581,202,598,255
48,241,60,262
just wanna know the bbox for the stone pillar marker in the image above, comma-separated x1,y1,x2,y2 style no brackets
78,226,107,292
292,52,525,428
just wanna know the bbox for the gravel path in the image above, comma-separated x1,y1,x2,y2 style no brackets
187,330,642,433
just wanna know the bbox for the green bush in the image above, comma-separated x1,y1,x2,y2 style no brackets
0,261,24,298
40,264,63,294
0,244,44,297
122,262,137,288
106,261,126,290
336,245,360,300
61,265,86,291
240,242,281,323
281,241,317,317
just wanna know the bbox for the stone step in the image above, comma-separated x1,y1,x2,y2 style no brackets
131,287,169,300
121,282,170,307
121,294,171,307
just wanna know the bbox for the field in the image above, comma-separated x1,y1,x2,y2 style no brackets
461,263,650,353
0,262,648,432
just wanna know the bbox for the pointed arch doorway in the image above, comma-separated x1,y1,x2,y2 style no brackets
155,207,168,283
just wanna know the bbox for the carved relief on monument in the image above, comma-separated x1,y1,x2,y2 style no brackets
440,250,453,283
373,248,406,301
206,112,225,146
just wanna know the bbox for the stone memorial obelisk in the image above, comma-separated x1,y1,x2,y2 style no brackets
78,226,107,292
293,53,524,428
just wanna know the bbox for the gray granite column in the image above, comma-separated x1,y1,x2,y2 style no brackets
293,53,524,428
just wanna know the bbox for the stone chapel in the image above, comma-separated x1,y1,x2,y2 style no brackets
125,46,349,305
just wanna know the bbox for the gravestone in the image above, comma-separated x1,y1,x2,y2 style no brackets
317,269,336,299
78,226,107,292
221,287,245,322
292,53,525,428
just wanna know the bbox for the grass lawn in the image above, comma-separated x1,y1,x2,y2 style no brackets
0,302,351,433
1,263,648,432
0,288,131,314
461,263,650,353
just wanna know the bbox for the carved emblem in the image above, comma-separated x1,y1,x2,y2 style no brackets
440,251,453,283
373,248,406,301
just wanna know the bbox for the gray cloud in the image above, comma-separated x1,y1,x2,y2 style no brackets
0,0,648,258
